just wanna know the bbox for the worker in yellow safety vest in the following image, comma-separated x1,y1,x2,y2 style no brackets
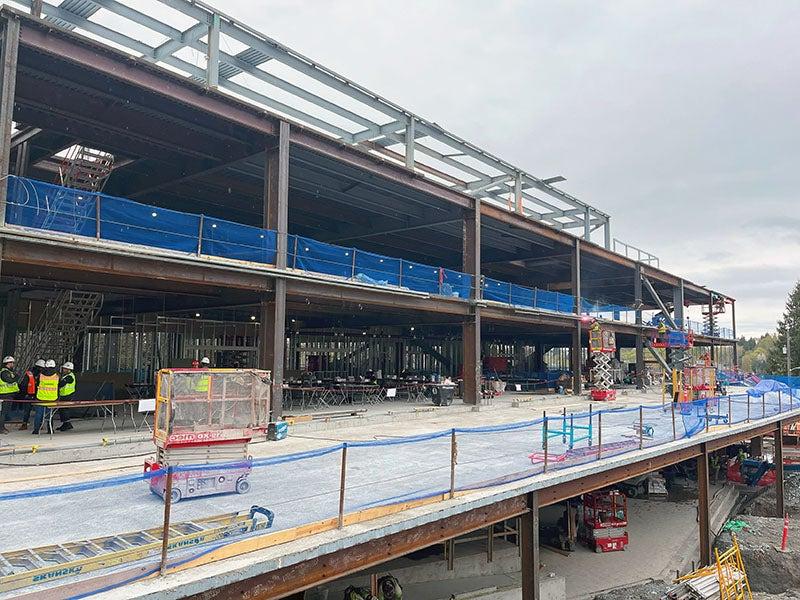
194,356,212,395
57,361,77,432
32,360,59,435
657,321,668,344
0,355,20,434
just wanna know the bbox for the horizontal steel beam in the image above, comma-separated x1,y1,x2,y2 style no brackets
186,495,528,600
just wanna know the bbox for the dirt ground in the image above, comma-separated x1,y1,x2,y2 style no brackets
743,473,800,517
591,581,671,599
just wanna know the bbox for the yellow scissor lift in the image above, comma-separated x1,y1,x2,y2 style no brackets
0,506,273,594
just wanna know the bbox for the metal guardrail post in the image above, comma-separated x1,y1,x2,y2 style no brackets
778,390,782,414
561,406,567,444
338,443,348,529
588,404,593,446
762,394,766,419
638,405,644,450
449,428,457,499
350,249,357,279
747,393,751,423
159,467,174,576
597,411,602,459
728,395,732,427
196,214,204,256
671,401,676,441
95,196,101,239
705,400,710,433
292,235,299,268
542,411,548,472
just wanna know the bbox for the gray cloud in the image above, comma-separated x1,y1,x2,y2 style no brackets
222,0,800,336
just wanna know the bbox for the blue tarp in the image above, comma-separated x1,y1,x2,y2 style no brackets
354,248,400,286
201,217,277,264
748,379,791,397
483,278,511,303
6,177,97,237
102,197,200,253
441,269,472,299
402,260,441,294
292,235,353,278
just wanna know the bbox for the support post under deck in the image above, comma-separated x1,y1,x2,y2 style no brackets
520,491,540,600
261,121,290,418
775,423,785,518
697,443,711,566
462,200,481,405
634,263,644,389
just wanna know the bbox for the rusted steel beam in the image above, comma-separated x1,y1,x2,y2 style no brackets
188,496,528,600
697,443,711,566
0,238,273,292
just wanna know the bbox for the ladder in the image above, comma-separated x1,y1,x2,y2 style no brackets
15,291,103,370
0,505,274,594
40,145,114,233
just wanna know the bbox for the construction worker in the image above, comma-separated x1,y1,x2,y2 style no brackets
195,357,212,394
0,356,20,434
57,361,77,431
19,359,44,430
32,360,59,435
657,320,668,344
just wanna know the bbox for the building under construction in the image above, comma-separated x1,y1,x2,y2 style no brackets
0,3,792,600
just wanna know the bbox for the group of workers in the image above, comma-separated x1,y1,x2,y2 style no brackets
0,355,77,435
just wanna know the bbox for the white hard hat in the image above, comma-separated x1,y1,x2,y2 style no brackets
45,359,56,368
34,359,46,368
200,357,210,365
2,356,14,364
62,362,74,370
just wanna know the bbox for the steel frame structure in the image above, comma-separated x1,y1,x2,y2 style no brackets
9,0,618,245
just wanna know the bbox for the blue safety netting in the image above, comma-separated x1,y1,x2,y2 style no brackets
401,260,441,294
291,235,353,278
201,217,277,263
102,195,201,253
353,248,401,286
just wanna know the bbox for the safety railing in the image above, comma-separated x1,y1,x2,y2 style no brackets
2,176,736,336
0,388,795,596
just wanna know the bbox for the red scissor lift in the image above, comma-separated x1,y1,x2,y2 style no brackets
579,490,629,553
587,319,617,401
144,368,271,503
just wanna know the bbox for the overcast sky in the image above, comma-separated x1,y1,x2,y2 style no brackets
187,2,798,336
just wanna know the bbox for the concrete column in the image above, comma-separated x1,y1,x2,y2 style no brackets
261,121,290,419
462,201,481,405
697,443,711,566
0,15,20,222
571,240,582,394
775,425,785,518
634,264,644,389
520,491,540,600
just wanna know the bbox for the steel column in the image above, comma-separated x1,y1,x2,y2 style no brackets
604,217,611,249
514,172,523,214
259,289,286,419
0,14,20,223
405,117,415,169
462,202,481,405
265,121,290,268
775,424,785,518
571,239,582,395
673,279,685,329
697,443,711,566
750,435,763,457
206,13,220,88
520,492,540,600
1,288,19,356
634,263,644,389
583,207,590,241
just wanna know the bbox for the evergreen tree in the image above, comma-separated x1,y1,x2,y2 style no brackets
766,281,800,375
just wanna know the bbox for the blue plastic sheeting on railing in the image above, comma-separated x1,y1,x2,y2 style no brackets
441,268,472,299
6,177,98,237
292,235,353,278
102,195,201,253
536,288,560,311
510,283,534,307
201,217,277,263
767,375,800,388
483,277,511,303
401,260,441,294
354,248,400,286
